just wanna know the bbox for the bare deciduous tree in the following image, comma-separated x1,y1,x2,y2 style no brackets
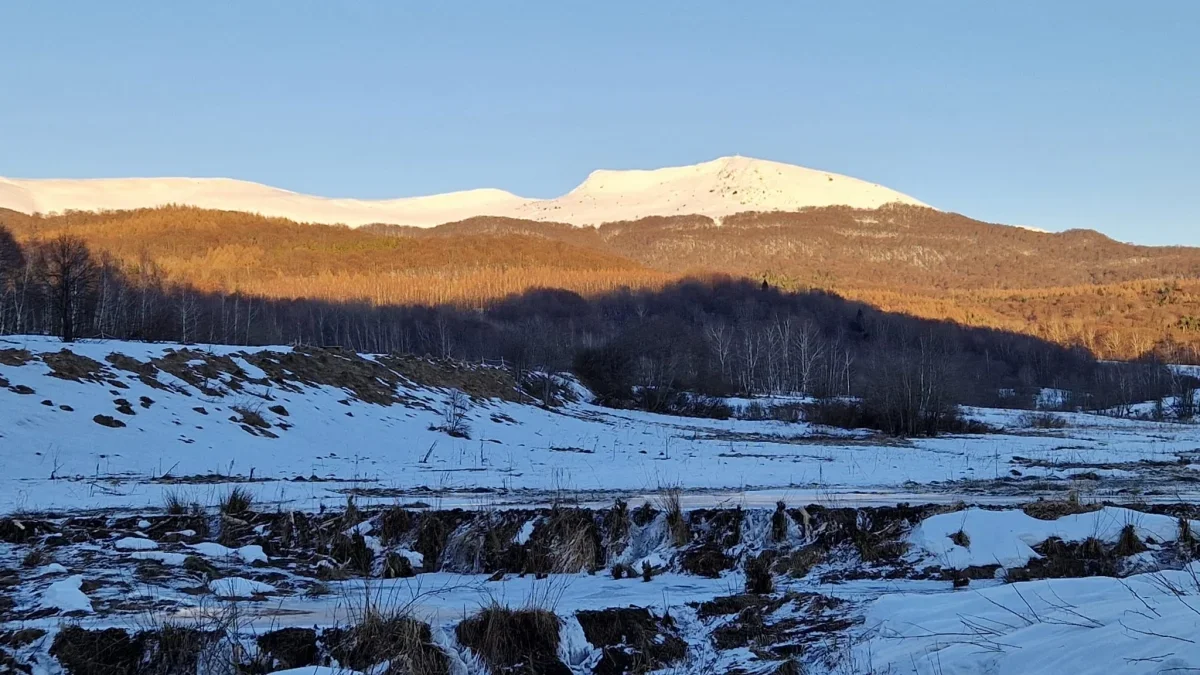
37,235,97,342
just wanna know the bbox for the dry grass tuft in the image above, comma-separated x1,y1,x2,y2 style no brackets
455,603,563,674
163,489,188,515
1079,536,1107,558
606,499,630,561
1115,523,1147,557
655,487,690,547
771,501,789,543
949,529,971,548
543,508,599,573
324,606,448,675
230,403,270,429
1022,496,1100,521
379,507,413,547
219,487,253,516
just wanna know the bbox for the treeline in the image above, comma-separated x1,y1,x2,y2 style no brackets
1,227,1185,434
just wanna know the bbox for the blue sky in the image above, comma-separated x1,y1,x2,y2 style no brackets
2,1,1198,245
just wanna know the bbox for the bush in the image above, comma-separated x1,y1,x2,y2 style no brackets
632,388,732,419
802,398,868,429
436,389,471,438
803,396,992,437
738,401,803,422
1018,411,1068,429
573,344,635,405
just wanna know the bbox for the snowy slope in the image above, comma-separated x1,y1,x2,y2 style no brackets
0,156,927,228
4,336,1200,515
0,176,531,228
511,155,928,225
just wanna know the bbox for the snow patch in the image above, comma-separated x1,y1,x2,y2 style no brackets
41,575,93,613
909,506,1193,569
114,537,159,551
208,577,275,598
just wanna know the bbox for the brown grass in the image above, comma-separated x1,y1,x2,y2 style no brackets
455,604,562,674
219,487,253,516
655,488,690,548
1022,496,1100,521
949,529,971,548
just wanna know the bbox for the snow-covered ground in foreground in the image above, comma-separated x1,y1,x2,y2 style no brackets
0,155,928,228
857,565,1200,674
3,335,1200,514
9,336,1200,673
908,506,1196,569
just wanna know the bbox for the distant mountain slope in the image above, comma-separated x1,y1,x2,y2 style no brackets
508,156,927,225
0,176,532,228
0,156,925,227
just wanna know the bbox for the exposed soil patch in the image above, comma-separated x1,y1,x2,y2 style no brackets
575,607,686,675
42,350,109,383
0,348,33,366
380,353,525,402
256,627,319,671
92,414,126,429
105,353,169,390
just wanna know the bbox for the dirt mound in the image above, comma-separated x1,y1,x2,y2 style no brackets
379,353,524,402
575,607,686,675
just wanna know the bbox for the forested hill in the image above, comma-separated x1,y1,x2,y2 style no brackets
3,204,1200,361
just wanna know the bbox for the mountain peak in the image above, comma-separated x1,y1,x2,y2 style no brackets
541,156,926,224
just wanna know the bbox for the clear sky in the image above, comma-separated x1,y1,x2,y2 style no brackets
2,1,1198,245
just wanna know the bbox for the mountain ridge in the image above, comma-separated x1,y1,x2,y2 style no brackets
0,156,926,227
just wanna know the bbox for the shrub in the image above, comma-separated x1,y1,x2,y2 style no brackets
631,388,733,419
573,344,635,405
231,404,269,429
803,396,992,437
1018,411,1068,429
434,389,471,438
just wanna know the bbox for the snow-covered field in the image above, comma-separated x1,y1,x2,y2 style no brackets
0,156,927,228
5,335,1200,674
4,335,1199,516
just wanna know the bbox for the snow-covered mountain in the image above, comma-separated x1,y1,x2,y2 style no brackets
0,156,927,228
